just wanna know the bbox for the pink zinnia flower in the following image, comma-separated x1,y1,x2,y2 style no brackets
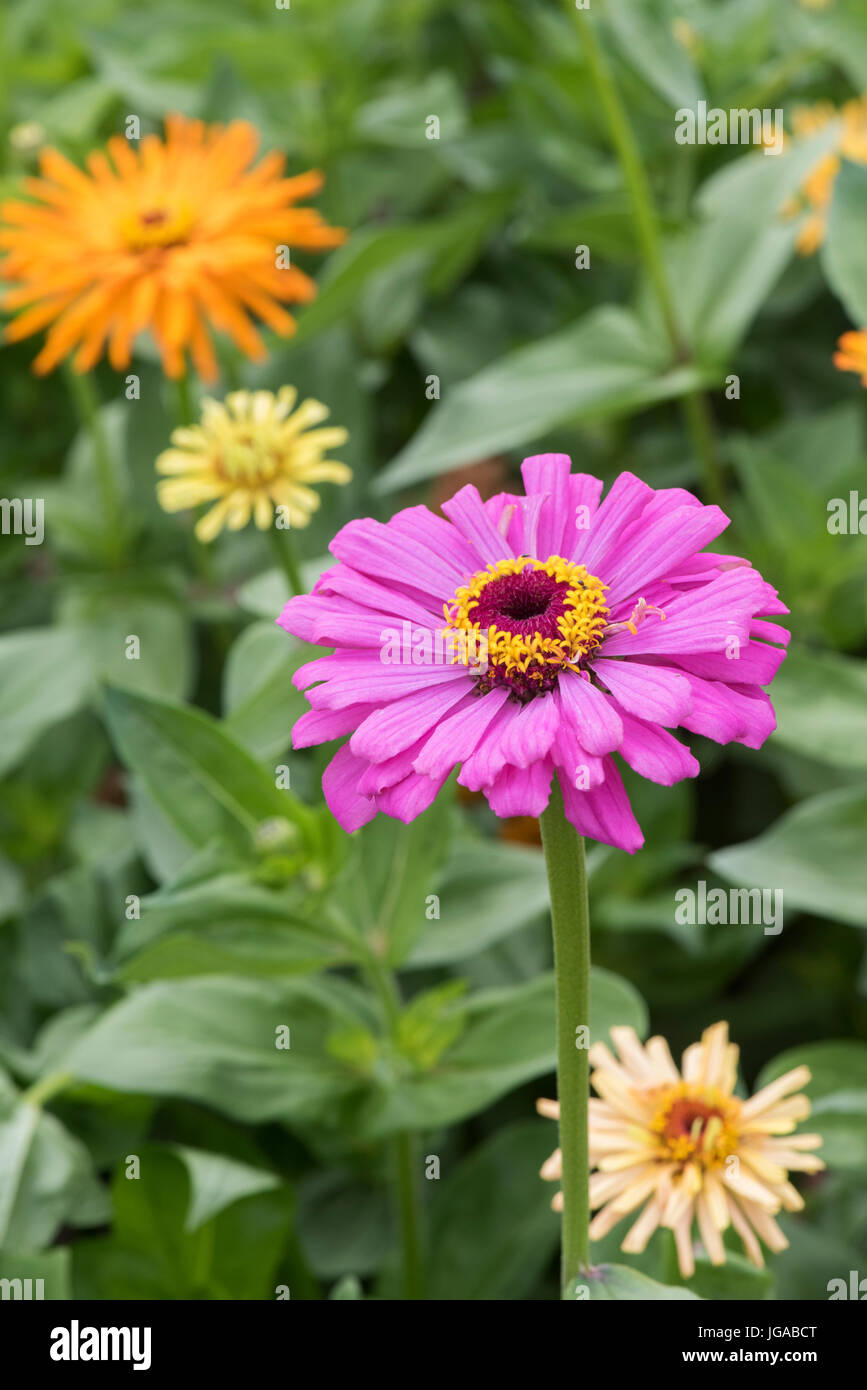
277,455,787,851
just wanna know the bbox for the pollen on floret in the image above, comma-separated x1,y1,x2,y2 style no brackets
442,555,608,701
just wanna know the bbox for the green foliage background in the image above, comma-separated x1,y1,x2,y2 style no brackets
1,0,866,1300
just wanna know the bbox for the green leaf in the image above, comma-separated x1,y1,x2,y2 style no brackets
566,1263,701,1300
296,1171,391,1278
223,621,312,761
292,195,509,348
376,306,712,492
426,1121,559,1300
115,878,347,983
171,1146,279,1232
0,1246,71,1300
606,0,702,108
824,159,867,323
757,1040,867,1172
345,796,453,966
0,629,91,777
407,838,549,968
66,976,370,1124
355,70,467,147
329,1274,364,1299
59,584,193,703
771,647,867,771
102,686,308,860
686,1251,775,1301
709,787,867,928
359,968,647,1136
676,124,842,362
0,1072,108,1250
73,1149,292,1300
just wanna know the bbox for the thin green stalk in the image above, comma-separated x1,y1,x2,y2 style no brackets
269,523,305,596
175,371,195,428
22,1069,73,1108
393,1130,424,1301
573,4,724,505
63,366,124,559
539,776,590,1294
353,930,425,1300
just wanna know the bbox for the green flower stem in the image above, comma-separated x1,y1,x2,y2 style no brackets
268,523,305,597
174,371,195,428
393,1130,424,1301
354,934,425,1301
63,366,124,561
539,776,590,1294
573,4,724,506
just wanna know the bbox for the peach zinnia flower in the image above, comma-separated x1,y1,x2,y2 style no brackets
0,115,346,381
833,329,867,386
785,97,867,254
156,387,350,542
538,1022,824,1278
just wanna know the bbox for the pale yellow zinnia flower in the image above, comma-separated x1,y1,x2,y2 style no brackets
538,1022,824,1279
156,386,350,542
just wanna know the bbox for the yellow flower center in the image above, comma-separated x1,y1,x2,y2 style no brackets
443,555,608,700
212,429,282,487
650,1082,740,1169
121,203,195,251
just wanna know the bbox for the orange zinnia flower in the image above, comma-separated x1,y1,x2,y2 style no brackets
0,114,346,381
833,329,867,386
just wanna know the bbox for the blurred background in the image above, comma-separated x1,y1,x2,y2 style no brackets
0,0,866,1301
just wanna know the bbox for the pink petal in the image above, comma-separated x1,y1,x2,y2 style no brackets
592,659,693,727
615,710,700,785
559,762,644,854
485,759,553,818
351,679,470,761
557,671,623,754
322,744,377,832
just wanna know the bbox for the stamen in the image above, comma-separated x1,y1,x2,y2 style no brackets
443,555,608,700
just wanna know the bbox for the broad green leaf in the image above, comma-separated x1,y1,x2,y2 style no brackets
292,195,509,348
0,1071,108,1250
344,795,453,966
355,70,467,147
0,1246,71,1300
0,629,91,777
824,159,867,323
58,584,193,703
407,838,549,968
73,1150,292,1300
771,647,867,770
329,1274,364,1299
757,1040,867,1172
675,124,842,361
102,686,311,860
171,1145,279,1232
376,306,711,492
66,976,371,1124
359,968,647,1136
686,1252,774,1301
606,0,702,108
566,1263,701,1300
296,1171,391,1278
426,1121,559,1300
223,621,312,761
709,788,867,928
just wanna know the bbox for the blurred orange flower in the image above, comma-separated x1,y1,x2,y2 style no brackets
833,329,867,386
0,114,346,381
786,97,867,254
